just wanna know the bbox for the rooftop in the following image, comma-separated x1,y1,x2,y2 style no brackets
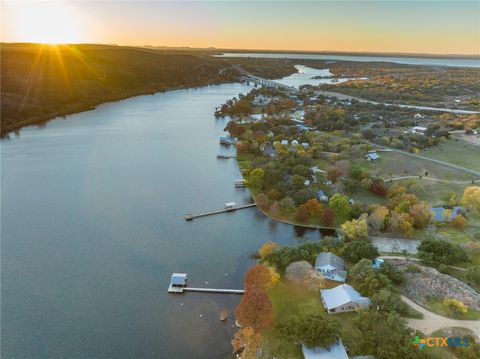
320,284,370,310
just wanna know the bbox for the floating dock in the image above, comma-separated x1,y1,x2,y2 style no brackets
217,154,236,159
167,273,244,294
185,203,256,221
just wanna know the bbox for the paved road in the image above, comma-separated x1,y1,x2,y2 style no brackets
315,90,480,115
368,142,480,177
401,295,480,337
384,176,480,185
379,256,466,272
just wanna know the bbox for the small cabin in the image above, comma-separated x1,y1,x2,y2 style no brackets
317,190,329,202
225,202,237,211
364,153,380,161
168,273,187,293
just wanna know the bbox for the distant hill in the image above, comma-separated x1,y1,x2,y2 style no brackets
1,43,240,135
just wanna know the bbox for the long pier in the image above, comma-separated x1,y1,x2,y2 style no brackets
185,203,256,221
184,288,245,294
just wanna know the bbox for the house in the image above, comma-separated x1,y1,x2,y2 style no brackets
315,252,347,282
252,94,271,106
301,340,349,359
168,273,187,293
301,142,310,149
281,139,289,146
316,190,329,202
364,152,380,161
291,140,299,146
414,113,424,119
410,126,428,135
320,284,371,314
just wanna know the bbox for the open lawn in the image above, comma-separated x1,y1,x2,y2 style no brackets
263,281,365,358
396,179,467,207
262,281,326,359
421,140,480,173
425,298,480,321
355,151,477,181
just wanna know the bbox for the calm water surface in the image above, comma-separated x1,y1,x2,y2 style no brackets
219,52,480,68
1,83,324,358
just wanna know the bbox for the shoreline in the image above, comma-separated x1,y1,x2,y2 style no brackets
1,80,240,138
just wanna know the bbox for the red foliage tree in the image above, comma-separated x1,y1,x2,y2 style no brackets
322,208,334,226
235,287,274,331
370,181,388,196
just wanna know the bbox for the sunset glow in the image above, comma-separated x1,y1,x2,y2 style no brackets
4,1,85,44
2,1,479,55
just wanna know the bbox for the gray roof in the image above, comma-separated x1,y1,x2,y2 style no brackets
301,340,349,359
170,273,187,285
315,252,344,270
366,153,380,160
320,284,371,310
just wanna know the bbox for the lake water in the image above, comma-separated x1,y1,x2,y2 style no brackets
1,82,325,358
219,52,480,68
273,65,359,89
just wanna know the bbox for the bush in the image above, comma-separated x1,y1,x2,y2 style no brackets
405,264,421,273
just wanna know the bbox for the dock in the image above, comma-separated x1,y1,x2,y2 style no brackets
217,154,236,159
167,273,244,294
185,203,256,221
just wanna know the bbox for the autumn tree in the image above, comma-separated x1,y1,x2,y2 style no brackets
235,287,274,331
304,198,323,217
285,261,326,292
388,212,414,237
244,264,278,291
452,215,467,229
461,186,480,212
368,206,389,234
409,202,433,229
340,214,369,241
322,208,334,226
231,327,263,359
443,298,468,318
258,241,279,259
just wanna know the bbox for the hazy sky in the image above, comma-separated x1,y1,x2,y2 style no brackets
2,1,479,55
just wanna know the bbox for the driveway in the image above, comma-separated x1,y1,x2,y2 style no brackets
401,295,480,337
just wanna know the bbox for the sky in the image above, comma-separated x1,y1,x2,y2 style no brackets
2,0,479,55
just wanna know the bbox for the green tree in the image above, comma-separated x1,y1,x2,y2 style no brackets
466,266,480,286
343,239,379,264
328,193,351,221
371,288,408,315
418,238,468,265
248,168,265,191
278,314,340,347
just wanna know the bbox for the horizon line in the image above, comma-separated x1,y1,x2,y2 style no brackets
3,42,480,59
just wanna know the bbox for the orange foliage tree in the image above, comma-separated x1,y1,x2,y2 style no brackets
235,287,274,331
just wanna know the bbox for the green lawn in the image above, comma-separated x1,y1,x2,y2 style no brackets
262,281,326,359
425,298,480,320
357,151,476,181
262,281,369,358
421,139,480,173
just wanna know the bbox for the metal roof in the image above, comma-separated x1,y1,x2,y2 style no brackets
320,284,370,310
301,340,349,359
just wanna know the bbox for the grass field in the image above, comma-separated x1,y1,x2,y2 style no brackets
421,140,480,173
356,152,476,181
425,298,480,320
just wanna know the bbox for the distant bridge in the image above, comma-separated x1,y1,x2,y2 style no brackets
241,75,297,92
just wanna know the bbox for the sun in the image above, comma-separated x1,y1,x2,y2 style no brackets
7,1,85,44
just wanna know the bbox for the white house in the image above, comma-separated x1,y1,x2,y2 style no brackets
281,139,289,146
411,126,427,135
252,94,271,106
291,140,299,146
364,152,380,161
301,340,349,359
315,252,346,282
414,113,424,119
320,284,371,314
316,190,329,202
